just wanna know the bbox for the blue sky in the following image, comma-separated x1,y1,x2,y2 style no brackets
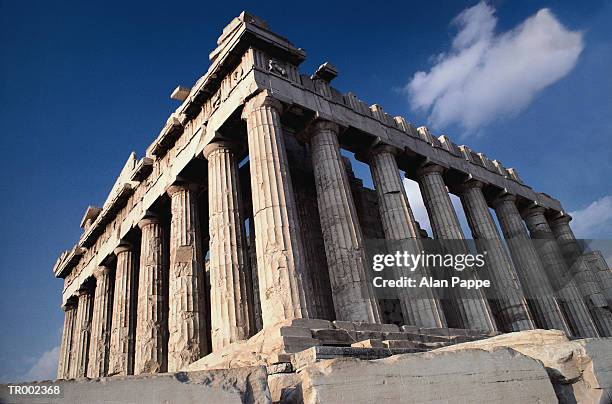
1,0,611,381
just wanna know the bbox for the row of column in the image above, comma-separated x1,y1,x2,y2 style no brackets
58,183,211,379
238,91,607,338
59,91,609,379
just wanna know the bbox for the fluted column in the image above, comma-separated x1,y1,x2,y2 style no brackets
305,119,381,323
72,287,94,378
108,243,138,376
416,164,496,331
550,214,612,336
87,266,114,377
167,183,208,370
493,194,570,333
459,181,534,331
241,91,313,325
204,141,253,351
135,215,169,374
523,206,599,337
57,302,77,379
368,145,446,327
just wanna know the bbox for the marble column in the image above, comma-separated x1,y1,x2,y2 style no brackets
459,181,534,331
204,141,253,351
550,214,612,336
416,164,496,331
57,302,77,379
306,119,381,323
135,214,169,374
87,266,114,377
72,287,94,378
523,206,599,337
108,242,138,376
368,145,446,327
167,183,208,371
493,194,570,333
241,91,313,325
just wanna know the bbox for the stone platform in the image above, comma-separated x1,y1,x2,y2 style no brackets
3,330,610,403
186,319,499,371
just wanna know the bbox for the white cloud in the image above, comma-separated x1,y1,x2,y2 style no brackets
569,195,612,239
406,2,583,133
22,346,59,382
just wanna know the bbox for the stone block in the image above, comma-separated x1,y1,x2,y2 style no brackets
278,326,311,337
351,339,384,348
281,336,319,353
0,367,271,404
266,362,293,374
311,328,355,344
332,320,355,331
400,325,420,333
289,318,332,329
435,329,612,403
292,348,557,403
291,346,421,371
382,340,422,349
268,373,301,404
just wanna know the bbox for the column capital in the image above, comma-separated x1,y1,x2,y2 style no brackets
458,179,485,192
202,140,240,159
93,266,112,280
300,119,340,143
114,241,132,255
415,163,445,178
77,286,92,297
167,182,200,197
521,204,546,218
138,212,160,229
355,143,399,163
241,91,283,119
310,119,340,134
549,212,572,227
61,301,76,311
491,192,516,208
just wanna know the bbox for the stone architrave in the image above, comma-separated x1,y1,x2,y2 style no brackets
416,163,497,332
492,194,571,334
72,287,94,378
550,214,612,336
57,302,77,379
523,206,599,337
305,119,381,323
108,242,138,376
241,91,313,326
135,214,169,374
459,180,534,332
204,141,253,351
367,144,446,327
87,266,114,378
167,183,208,371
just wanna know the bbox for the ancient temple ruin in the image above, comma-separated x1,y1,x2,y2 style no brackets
53,12,612,380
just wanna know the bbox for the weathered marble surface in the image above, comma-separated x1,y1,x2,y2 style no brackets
205,141,254,351
0,367,271,404
288,348,557,404
436,329,612,404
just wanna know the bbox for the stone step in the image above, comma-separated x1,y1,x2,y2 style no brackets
351,339,385,348
401,325,499,338
333,321,399,333
382,339,452,350
291,346,425,371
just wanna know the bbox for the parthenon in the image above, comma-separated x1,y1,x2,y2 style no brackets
53,12,612,380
